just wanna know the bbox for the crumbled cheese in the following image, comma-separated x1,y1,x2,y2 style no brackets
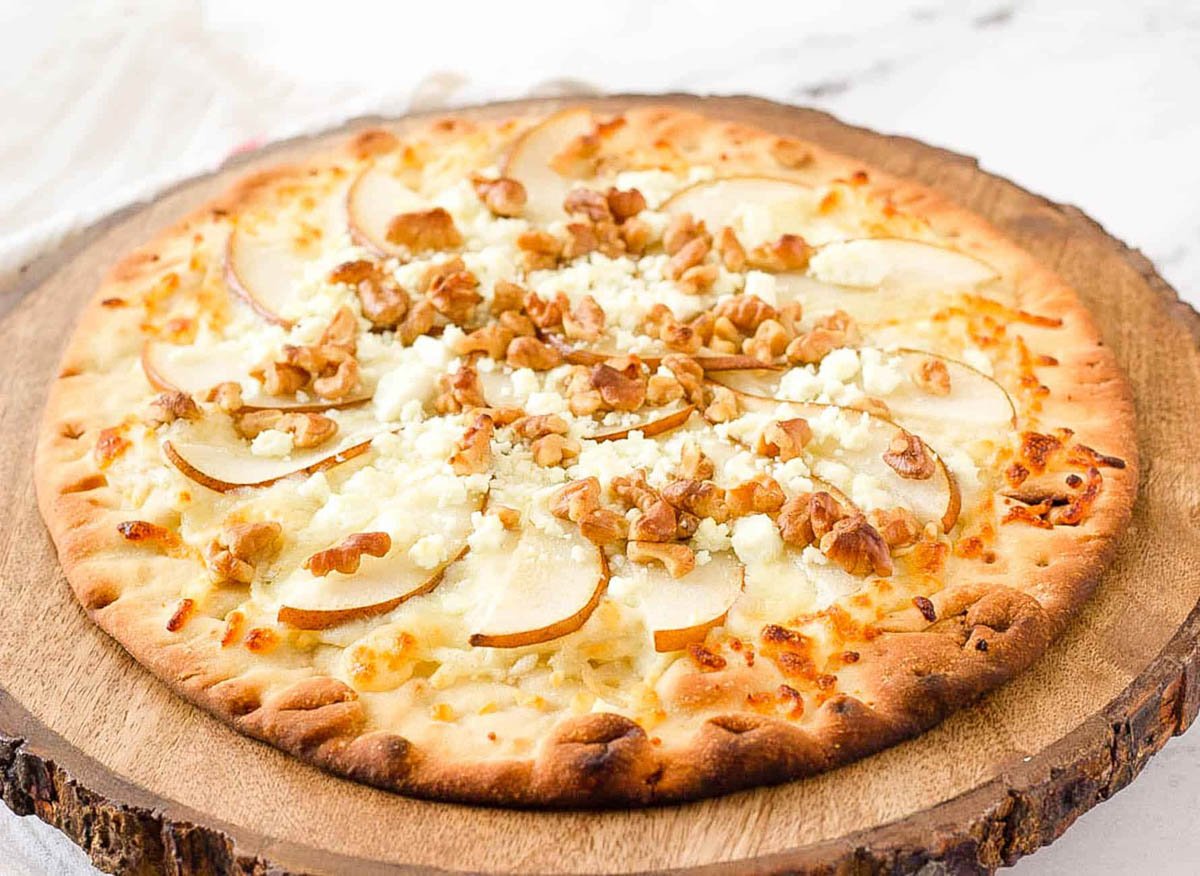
818,348,860,384
743,271,777,306
468,511,506,553
731,514,783,565
860,348,904,396
409,533,449,569
808,240,890,287
525,391,567,416
692,517,732,553
249,429,294,458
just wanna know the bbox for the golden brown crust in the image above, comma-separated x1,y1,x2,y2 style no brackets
34,104,1138,806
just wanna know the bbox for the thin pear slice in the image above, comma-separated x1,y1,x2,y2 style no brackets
502,108,597,225
622,551,745,652
708,349,1016,433
543,333,767,371
660,176,813,240
164,423,386,493
807,238,998,292
469,526,608,648
731,392,960,531
224,227,303,327
591,404,695,442
276,498,481,630
346,163,430,257
142,341,372,411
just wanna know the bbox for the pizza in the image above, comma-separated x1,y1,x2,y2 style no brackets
35,104,1137,805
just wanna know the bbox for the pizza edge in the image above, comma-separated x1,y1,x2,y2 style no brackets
33,105,1139,806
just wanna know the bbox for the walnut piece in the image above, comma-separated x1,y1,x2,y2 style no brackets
914,356,952,395
449,413,494,475
506,336,563,370
661,479,730,523
385,207,462,252
747,234,811,272
777,491,844,547
819,515,894,577
714,295,777,334
868,507,923,548
579,508,629,546
703,385,739,423
630,499,679,542
760,417,812,462
562,294,605,341
627,541,696,578
563,188,612,222
531,433,580,467
147,391,201,425
606,187,646,223
726,476,786,517
305,531,391,577
717,227,747,272
516,230,562,271
428,269,481,325
434,364,486,413
882,431,936,480
590,360,647,411
204,521,282,584
472,176,527,217
551,478,601,521
329,259,409,329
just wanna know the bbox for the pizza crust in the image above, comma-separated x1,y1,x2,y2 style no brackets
34,104,1137,805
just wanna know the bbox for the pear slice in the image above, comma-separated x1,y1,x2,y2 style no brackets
543,333,767,372
660,175,813,238
142,341,372,412
164,422,386,493
346,163,430,257
502,108,597,225
223,227,304,328
276,497,481,630
807,238,998,292
621,550,745,652
730,391,960,531
591,404,695,442
469,526,608,648
708,349,1016,434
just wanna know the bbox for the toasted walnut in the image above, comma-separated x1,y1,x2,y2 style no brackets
760,417,812,462
456,322,513,360
777,491,844,546
494,506,521,529
516,230,562,271
715,295,778,334
703,385,739,423
435,365,487,413
203,541,253,584
717,227,747,272
661,479,730,523
868,507,923,548
565,366,604,416
590,360,646,411
562,222,599,260
646,305,702,354
429,269,481,325
499,309,536,337
207,381,244,413
611,469,658,511
417,256,466,293
321,304,360,354
661,354,705,404
234,409,282,440
813,309,861,342
305,532,391,577
847,396,891,418
312,357,360,400
449,413,493,475
512,414,569,440
646,373,685,406
551,477,601,521
726,476,786,517
820,515,893,577
523,290,565,329
261,362,309,396
666,236,711,281
785,328,842,365
663,213,708,255
679,441,715,480
224,521,283,564
777,299,804,335
606,187,646,223
481,406,523,427
712,314,741,344
117,520,180,550
506,336,563,370
562,294,605,341
628,540,696,578
882,431,936,480
619,218,653,255
747,234,812,272
147,391,201,425
472,176,527,217
397,299,437,345
679,263,720,296
386,207,462,253
531,433,581,467
284,412,340,448
491,280,526,314
630,498,680,542
564,188,612,222
330,260,409,329
914,357,952,396
743,318,791,363
579,508,629,546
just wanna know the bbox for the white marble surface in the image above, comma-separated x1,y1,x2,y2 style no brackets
1,0,1197,872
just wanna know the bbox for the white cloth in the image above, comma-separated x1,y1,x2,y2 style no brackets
2,1,1198,873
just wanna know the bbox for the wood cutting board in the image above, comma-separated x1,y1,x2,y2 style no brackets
1,95,1198,875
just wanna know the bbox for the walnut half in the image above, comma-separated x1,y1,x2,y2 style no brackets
304,531,391,577
819,515,893,577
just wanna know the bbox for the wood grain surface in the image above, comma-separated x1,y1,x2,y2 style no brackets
1,95,1197,875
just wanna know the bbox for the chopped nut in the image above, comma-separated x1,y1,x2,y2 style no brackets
579,508,629,545
726,476,786,517
662,354,705,403
590,360,647,411
611,469,658,511
147,391,201,425
618,218,653,255
678,441,715,480
564,188,612,222
663,212,708,255
714,295,778,334
261,362,309,396
417,256,466,294
491,280,526,314
785,328,842,365
397,299,437,345
551,478,601,521
204,541,253,584
512,414,569,440
312,357,360,400
703,385,739,423
717,227,747,272
606,187,646,223
330,261,409,329
820,515,893,577
428,269,481,325
506,336,563,370
531,433,580,467
646,373,685,406
628,541,696,578
914,357,952,396
630,498,680,542
516,230,562,271
666,236,711,281
435,365,487,413
498,309,536,337
385,207,462,253
868,507,923,548
472,176,527,217
279,412,339,448
747,234,812,272
882,431,936,480
234,409,282,439
678,263,720,295
223,521,283,564
456,322,513,360
661,479,730,522
449,413,493,474
562,294,605,341
777,491,844,546
208,381,244,413
814,309,861,342
760,417,812,461
494,506,521,529
305,532,391,577
523,290,566,329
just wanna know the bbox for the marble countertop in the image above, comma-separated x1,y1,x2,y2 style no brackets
1,0,1197,872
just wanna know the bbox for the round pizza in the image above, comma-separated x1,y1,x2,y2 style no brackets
35,104,1137,805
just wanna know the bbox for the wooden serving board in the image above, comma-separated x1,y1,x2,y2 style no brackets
2,95,1198,875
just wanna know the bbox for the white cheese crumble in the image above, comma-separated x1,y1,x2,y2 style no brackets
249,429,294,458
731,514,783,565
409,533,449,569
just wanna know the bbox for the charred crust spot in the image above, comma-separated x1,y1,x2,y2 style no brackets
976,638,989,652
761,623,807,648
686,642,727,671
100,297,128,308
166,598,195,632
58,366,82,378
913,595,937,622
62,473,107,494
59,422,84,440
1065,473,1083,488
